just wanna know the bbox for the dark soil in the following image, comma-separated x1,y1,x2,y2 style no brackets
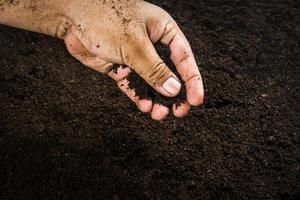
1,0,300,199
110,44,187,108
126,69,187,108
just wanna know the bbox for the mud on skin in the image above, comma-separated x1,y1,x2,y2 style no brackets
0,0,37,11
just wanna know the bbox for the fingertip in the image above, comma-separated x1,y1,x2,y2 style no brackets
172,101,191,118
138,99,153,113
151,104,169,121
186,76,204,106
188,90,204,106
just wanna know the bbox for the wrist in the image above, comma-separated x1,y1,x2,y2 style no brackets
0,0,72,39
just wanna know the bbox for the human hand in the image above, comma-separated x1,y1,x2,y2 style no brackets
63,0,204,120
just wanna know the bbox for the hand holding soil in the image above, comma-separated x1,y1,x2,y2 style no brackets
0,0,204,120
1,0,299,198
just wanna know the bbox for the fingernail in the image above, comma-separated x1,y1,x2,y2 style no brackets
163,77,181,96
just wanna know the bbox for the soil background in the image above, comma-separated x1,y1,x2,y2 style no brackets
0,0,299,199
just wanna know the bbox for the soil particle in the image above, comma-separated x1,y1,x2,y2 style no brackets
108,64,126,75
266,136,277,144
31,65,45,79
187,180,197,190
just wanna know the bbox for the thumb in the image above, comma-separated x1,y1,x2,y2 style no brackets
123,36,181,97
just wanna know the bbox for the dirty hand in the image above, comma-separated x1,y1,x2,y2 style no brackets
64,0,204,120
0,0,204,120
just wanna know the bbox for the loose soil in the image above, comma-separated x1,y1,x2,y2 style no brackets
110,44,187,108
0,0,299,199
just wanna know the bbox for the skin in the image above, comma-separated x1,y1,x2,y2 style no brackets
0,0,204,120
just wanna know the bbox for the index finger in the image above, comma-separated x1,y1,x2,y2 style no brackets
160,21,204,106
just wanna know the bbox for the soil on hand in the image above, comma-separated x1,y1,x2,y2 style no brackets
0,0,299,199
109,44,187,109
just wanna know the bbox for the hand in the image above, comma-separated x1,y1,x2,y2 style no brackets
63,0,204,120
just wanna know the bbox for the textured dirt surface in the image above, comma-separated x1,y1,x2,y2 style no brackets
0,0,300,199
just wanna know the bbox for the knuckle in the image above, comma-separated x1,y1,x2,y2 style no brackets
161,22,177,45
179,51,194,64
145,61,170,85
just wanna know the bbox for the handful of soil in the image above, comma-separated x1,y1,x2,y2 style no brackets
127,70,186,108
112,44,187,109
